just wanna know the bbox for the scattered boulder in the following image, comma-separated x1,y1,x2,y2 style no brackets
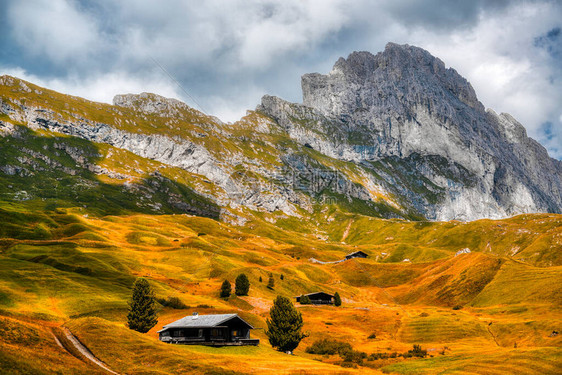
455,248,471,256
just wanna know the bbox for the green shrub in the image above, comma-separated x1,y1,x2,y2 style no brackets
368,352,389,360
367,345,427,361
404,344,427,358
305,338,352,355
157,296,188,309
340,362,357,368
342,349,367,365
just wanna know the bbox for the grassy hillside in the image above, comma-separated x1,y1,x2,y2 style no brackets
0,76,560,373
0,124,221,218
0,207,560,374
0,75,450,221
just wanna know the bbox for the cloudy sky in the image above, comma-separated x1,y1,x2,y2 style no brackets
1,0,561,158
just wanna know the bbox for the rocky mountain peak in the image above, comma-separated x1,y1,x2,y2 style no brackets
260,43,562,221
113,92,193,117
331,43,444,79
2,45,560,223
302,43,483,118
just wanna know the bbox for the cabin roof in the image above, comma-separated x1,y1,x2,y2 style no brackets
346,250,368,257
295,291,334,298
158,313,253,332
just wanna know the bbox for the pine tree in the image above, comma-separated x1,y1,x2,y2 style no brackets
127,278,158,333
280,274,284,280
267,273,275,290
266,296,307,352
334,292,342,307
299,295,311,304
220,279,231,298
259,276,263,282
235,273,250,296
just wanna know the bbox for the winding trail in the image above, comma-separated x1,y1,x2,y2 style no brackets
309,257,345,264
486,324,500,347
341,220,353,242
63,327,119,374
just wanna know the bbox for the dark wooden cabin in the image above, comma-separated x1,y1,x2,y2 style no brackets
296,292,335,305
345,250,368,260
158,313,259,346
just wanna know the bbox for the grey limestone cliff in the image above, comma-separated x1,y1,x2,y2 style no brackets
1,44,560,222
258,43,562,220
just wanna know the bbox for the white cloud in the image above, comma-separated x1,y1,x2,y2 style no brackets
0,66,181,106
402,2,562,157
8,0,101,64
236,0,349,67
2,0,561,157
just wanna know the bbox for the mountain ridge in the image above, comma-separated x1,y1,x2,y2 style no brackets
1,43,561,222
259,43,562,220
1,45,562,375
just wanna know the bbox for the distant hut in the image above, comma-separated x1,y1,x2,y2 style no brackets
295,292,335,305
345,251,368,260
158,313,259,346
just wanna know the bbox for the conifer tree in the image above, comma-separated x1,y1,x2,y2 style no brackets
266,296,307,352
235,273,250,296
267,273,275,290
299,295,311,304
334,292,342,307
220,279,231,298
127,278,158,333
259,276,263,282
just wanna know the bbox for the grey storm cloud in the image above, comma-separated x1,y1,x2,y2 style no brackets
382,0,517,29
0,0,561,158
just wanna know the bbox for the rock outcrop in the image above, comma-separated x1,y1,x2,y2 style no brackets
1,43,561,222
259,43,562,220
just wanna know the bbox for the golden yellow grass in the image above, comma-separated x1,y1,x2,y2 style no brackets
0,211,560,374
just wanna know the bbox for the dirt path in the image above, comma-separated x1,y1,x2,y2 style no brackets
63,327,119,374
309,257,344,264
341,220,353,242
486,324,500,347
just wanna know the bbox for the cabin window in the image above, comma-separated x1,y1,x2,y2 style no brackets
160,331,170,337
185,329,203,338
211,328,223,337
172,330,182,337
232,329,239,337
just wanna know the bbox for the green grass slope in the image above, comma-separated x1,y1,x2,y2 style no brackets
0,209,559,374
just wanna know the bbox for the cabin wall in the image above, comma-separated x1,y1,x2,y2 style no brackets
226,321,251,339
158,316,256,345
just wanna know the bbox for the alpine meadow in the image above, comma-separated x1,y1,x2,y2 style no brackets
0,2,561,374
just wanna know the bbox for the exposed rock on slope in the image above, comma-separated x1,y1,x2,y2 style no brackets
1,44,561,221
259,43,562,220
1,76,394,219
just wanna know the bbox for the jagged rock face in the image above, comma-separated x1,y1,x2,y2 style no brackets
1,43,561,222
259,43,562,220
